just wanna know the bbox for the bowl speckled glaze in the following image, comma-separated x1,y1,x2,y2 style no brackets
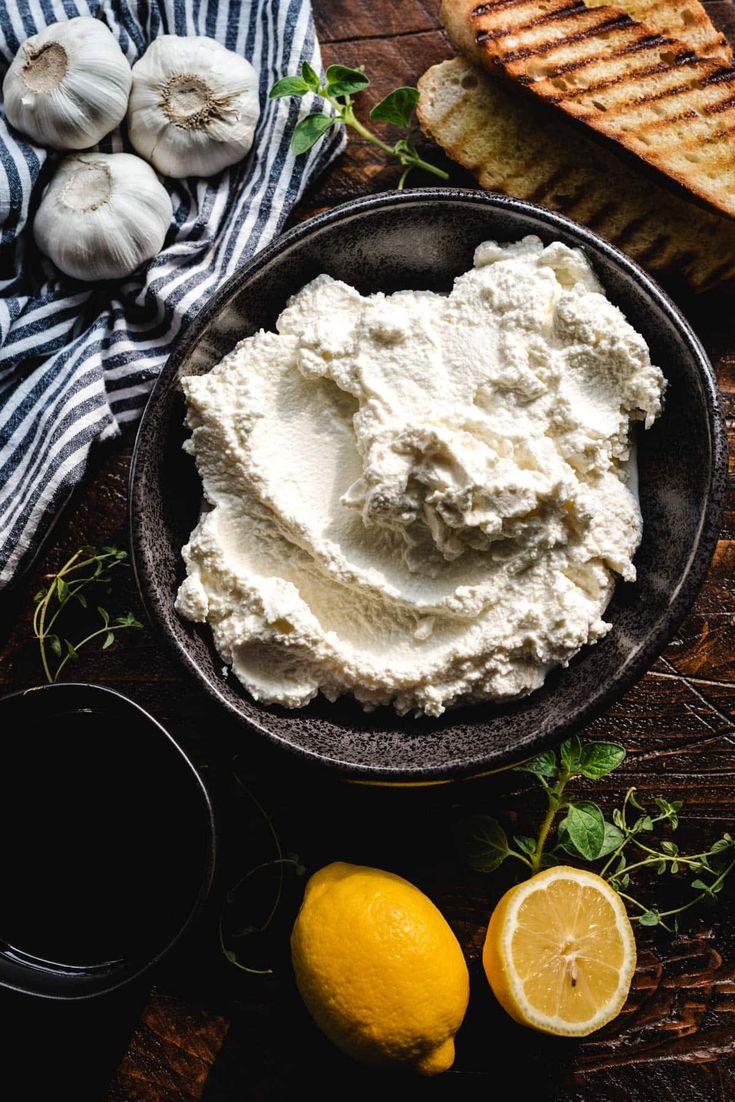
129,190,727,782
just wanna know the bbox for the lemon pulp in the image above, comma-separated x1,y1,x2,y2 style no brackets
483,866,636,1036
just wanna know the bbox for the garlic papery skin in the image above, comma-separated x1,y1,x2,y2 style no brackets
127,36,260,178
2,16,132,151
33,152,171,281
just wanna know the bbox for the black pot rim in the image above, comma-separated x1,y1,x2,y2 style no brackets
0,681,217,1000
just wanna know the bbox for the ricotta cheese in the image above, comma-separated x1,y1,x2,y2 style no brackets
176,236,665,717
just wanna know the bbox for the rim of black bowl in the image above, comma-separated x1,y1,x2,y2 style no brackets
129,188,728,782
0,683,216,1000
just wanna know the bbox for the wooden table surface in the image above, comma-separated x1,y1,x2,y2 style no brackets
1,2,735,1099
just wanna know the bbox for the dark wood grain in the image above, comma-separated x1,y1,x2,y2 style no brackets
1,2,734,1099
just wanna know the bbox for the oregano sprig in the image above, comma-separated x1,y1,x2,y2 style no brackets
32,546,143,682
455,736,735,933
270,62,448,189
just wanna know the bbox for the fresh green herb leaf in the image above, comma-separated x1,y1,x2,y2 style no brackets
370,86,419,128
301,61,321,90
269,75,311,99
285,851,307,877
116,612,143,628
454,815,511,873
654,797,682,830
561,801,605,861
291,113,334,154
578,742,626,779
560,736,584,774
269,63,448,188
325,63,369,97
514,749,557,779
220,774,305,974
513,835,537,858
554,817,574,856
31,545,142,682
598,820,626,857
453,737,735,935
610,872,630,891
102,631,115,650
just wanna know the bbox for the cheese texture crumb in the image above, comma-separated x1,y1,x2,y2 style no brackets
176,237,665,716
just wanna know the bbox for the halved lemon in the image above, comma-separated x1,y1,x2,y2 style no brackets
483,866,636,1036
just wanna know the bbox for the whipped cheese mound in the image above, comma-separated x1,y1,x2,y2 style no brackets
176,236,665,717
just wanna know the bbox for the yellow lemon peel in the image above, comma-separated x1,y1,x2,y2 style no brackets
291,862,469,1074
483,865,636,1036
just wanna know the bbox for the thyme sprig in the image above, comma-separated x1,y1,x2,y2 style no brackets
456,736,735,933
270,62,448,189
219,770,305,975
32,546,143,683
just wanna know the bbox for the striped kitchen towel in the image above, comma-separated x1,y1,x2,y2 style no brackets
0,0,344,588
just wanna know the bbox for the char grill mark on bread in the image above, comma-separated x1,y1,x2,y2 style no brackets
440,0,735,218
416,56,735,291
470,0,731,61
443,0,731,62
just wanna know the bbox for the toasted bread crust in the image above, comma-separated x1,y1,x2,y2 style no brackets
584,0,731,62
417,57,735,290
440,0,735,219
442,0,731,63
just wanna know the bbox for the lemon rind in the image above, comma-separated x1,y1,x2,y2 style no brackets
500,866,636,1036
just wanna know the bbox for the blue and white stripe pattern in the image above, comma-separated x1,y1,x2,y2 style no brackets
0,0,344,587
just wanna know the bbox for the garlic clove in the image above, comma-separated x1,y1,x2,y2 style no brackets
127,36,260,179
33,152,171,282
3,16,132,151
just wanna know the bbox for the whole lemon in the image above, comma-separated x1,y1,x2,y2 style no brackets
290,862,469,1075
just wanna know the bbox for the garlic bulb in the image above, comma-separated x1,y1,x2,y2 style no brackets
2,16,132,151
34,152,171,281
127,36,260,178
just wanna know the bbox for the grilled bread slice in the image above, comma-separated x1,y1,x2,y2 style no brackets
417,57,735,291
568,0,730,63
440,0,735,219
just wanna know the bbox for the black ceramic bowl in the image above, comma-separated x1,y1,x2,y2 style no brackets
130,190,727,783
0,683,215,999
